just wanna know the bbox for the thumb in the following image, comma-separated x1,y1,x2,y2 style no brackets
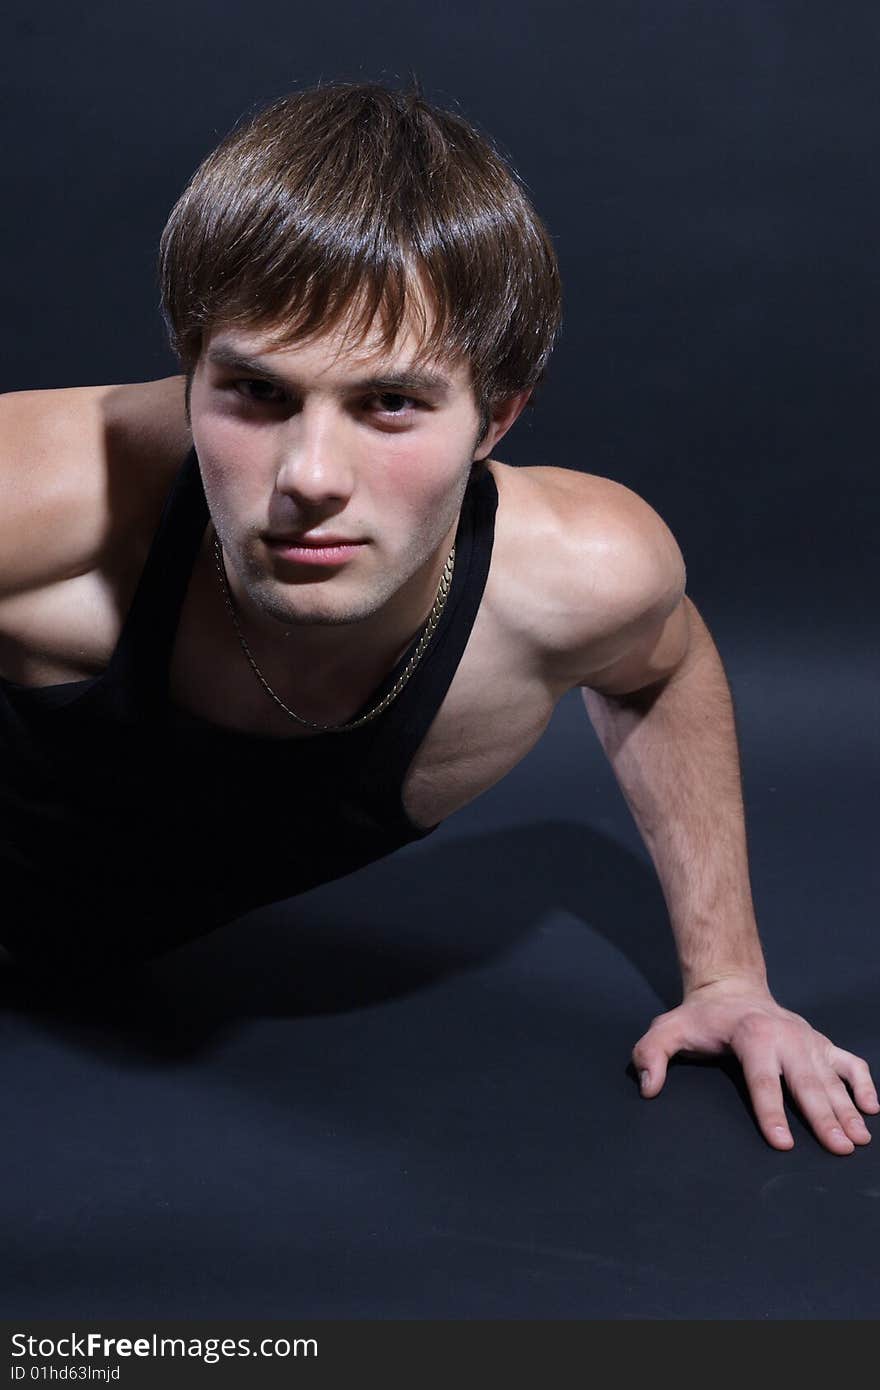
633,1022,679,1097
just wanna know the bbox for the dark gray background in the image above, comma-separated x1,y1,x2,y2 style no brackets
2,0,878,1322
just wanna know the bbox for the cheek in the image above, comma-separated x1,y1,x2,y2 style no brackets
374,438,466,515
191,423,267,514
191,443,233,515
190,382,270,478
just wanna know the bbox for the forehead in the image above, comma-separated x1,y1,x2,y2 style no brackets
204,319,470,391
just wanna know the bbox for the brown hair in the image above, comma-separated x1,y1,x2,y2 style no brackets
157,79,563,451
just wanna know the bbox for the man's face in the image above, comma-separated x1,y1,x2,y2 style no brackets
188,315,488,633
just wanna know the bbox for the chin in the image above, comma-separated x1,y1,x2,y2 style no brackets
255,585,378,629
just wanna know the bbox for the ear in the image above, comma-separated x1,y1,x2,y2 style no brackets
474,388,533,460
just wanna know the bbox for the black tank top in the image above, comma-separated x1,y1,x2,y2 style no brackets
0,445,498,972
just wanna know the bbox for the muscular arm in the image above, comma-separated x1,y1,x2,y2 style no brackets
0,375,191,599
581,595,767,992
548,475,878,1154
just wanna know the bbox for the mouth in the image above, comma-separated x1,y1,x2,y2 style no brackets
264,530,365,545
263,536,367,567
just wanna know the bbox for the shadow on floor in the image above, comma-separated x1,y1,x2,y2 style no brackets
0,817,680,1060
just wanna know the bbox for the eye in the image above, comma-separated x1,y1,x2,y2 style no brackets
231,378,288,404
224,380,421,416
369,392,418,416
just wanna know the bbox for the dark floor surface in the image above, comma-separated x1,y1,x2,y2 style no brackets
1,630,878,1319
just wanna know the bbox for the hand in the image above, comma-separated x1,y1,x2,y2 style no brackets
631,976,879,1154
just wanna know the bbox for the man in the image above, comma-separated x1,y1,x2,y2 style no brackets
0,80,875,1157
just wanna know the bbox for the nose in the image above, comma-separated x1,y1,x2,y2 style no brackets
273,406,356,507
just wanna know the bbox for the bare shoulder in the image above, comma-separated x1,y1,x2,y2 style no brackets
488,460,688,688
0,376,191,600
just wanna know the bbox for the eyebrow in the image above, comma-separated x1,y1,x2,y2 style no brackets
205,344,453,396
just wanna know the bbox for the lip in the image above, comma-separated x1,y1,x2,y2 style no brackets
263,535,367,567
264,532,362,546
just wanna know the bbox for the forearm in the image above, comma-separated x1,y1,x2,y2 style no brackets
581,597,767,995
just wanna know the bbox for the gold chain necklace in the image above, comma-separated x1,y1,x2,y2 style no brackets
211,528,456,733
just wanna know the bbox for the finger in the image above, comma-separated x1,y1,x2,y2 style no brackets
823,1074,872,1146
784,1070,856,1155
738,1054,795,1150
632,1023,680,1097
829,1048,880,1115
